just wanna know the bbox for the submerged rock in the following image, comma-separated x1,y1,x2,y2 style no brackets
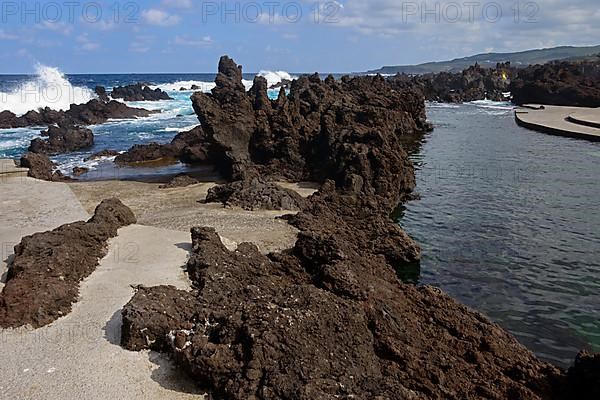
0,198,136,329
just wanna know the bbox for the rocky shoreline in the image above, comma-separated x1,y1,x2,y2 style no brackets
388,58,600,107
111,57,595,398
1,56,598,398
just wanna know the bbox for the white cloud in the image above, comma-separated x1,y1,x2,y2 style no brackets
129,35,154,53
318,0,600,59
76,33,99,51
174,35,213,47
85,19,118,31
39,21,73,35
142,9,181,27
0,29,18,40
162,0,192,9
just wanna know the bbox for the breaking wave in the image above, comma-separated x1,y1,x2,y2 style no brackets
0,65,96,116
257,70,296,87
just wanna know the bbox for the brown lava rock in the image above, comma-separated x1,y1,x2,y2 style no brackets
19,152,68,181
0,198,136,329
511,59,600,107
29,123,94,155
159,174,200,189
205,177,306,211
119,56,598,399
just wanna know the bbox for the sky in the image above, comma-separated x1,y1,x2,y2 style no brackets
0,0,599,73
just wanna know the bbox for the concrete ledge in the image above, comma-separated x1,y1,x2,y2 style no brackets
566,110,600,129
0,159,29,180
515,105,600,142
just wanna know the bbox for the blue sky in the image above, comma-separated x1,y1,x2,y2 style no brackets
1,0,599,73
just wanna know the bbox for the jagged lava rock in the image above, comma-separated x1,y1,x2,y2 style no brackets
205,177,306,211
511,59,600,107
19,152,68,181
29,123,94,155
0,198,136,329
159,174,200,189
111,83,173,101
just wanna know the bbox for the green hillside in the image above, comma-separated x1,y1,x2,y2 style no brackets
367,45,600,75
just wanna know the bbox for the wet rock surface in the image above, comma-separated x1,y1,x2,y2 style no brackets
84,149,121,162
29,124,94,155
511,59,600,107
111,83,173,101
0,99,154,129
95,85,110,102
115,126,208,165
0,198,136,329
566,351,600,399
19,152,69,181
114,142,180,165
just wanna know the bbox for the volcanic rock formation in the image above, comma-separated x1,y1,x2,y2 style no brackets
0,99,154,129
111,83,173,101
117,56,598,399
389,62,514,103
28,123,94,155
19,152,69,181
0,199,136,329
511,59,600,107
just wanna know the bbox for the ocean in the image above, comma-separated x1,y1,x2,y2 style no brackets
0,66,294,179
1,69,599,369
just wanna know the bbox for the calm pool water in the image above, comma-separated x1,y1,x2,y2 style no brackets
400,101,600,368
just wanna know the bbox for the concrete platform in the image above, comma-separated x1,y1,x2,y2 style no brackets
566,109,600,129
0,159,28,180
515,105,600,141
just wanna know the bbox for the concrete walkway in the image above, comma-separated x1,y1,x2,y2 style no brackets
0,176,219,399
0,177,90,292
0,224,206,400
0,159,28,180
515,105,600,141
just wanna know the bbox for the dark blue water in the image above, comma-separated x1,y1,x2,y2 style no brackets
400,101,600,368
0,72,285,178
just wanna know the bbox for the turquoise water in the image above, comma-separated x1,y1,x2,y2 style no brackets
400,101,600,368
0,73,284,178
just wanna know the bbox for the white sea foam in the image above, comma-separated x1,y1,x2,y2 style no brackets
150,80,217,93
0,65,96,116
163,124,200,133
257,70,296,87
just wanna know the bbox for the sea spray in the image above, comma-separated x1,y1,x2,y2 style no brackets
0,65,96,116
257,70,296,87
